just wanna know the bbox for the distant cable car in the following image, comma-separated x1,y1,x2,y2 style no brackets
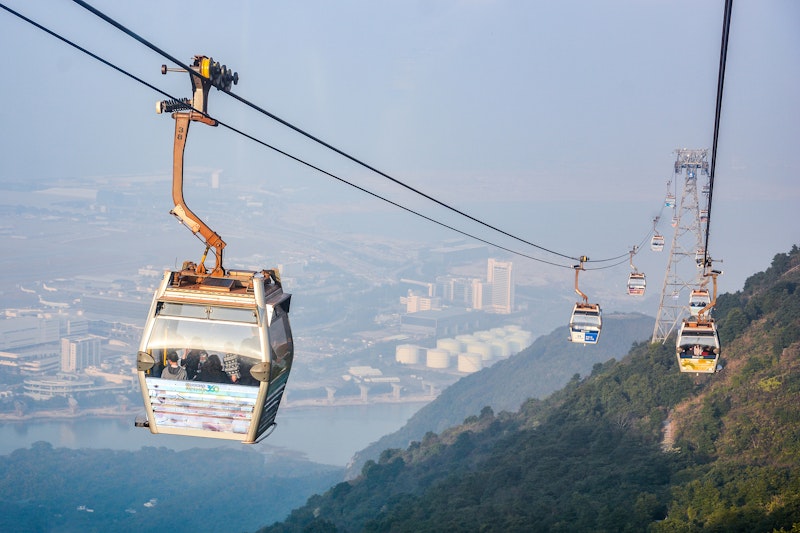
568,257,602,344
695,249,706,269
689,288,711,317
135,56,293,443
650,218,664,252
702,184,710,195
676,270,722,374
651,233,665,252
627,272,646,296
626,247,646,296
700,209,708,222
671,216,678,228
664,179,676,208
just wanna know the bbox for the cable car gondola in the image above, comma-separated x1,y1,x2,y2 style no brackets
664,179,676,208
676,318,719,373
689,288,711,317
650,217,664,252
568,256,602,344
651,234,664,252
627,272,646,296
676,270,721,374
626,247,646,296
695,248,706,269
135,56,293,443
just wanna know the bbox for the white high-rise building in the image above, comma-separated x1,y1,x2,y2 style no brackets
61,335,101,372
487,259,514,314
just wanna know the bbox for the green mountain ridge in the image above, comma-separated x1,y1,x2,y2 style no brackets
346,312,656,479
260,245,800,532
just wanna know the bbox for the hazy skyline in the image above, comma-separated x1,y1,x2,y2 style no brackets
1,0,798,295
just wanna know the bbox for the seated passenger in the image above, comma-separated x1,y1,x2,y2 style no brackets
183,349,207,381
196,354,228,383
161,351,187,380
223,352,241,384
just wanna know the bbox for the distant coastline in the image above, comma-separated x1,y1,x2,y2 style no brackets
0,394,433,424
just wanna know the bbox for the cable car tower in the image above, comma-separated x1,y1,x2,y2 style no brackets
651,148,710,343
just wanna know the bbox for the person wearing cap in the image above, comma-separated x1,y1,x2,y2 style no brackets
161,350,187,380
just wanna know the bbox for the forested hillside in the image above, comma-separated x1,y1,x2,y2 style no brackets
0,445,342,533
260,246,800,532
348,313,654,478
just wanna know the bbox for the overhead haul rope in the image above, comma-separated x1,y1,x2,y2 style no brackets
704,0,733,269
0,2,583,270
69,0,646,266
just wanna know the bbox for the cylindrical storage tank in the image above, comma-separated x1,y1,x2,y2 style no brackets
395,344,420,365
475,331,494,341
491,340,511,358
490,327,507,338
426,348,450,369
465,341,493,361
455,334,476,344
504,324,522,334
436,338,463,354
457,353,482,373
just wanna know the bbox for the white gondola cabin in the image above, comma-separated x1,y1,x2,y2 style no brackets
695,249,706,269
627,272,646,296
651,233,665,252
676,318,720,374
689,288,711,317
136,268,292,442
569,303,602,344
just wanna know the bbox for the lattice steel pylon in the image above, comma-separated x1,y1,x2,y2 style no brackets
652,148,710,343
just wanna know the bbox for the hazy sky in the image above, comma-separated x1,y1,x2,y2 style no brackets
1,0,798,295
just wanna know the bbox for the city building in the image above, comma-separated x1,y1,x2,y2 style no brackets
61,335,102,372
486,259,514,314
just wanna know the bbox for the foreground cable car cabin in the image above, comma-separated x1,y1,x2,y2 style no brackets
134,55,294,443
136,268,292,442
689,288,711,316
627,272,646,296
568,256,602,344
676,270,722,374
676,318,719,373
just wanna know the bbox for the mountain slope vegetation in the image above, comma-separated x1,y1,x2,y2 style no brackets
260,245,800,532
348,312,654,478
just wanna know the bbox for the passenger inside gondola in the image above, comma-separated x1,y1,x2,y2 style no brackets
679,343,715,358
183,349,207,380
161,351,187,380
196,354,229,383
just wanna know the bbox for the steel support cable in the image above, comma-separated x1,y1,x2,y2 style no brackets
0,2,577,270
70,0,642,266
704,0,733,267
